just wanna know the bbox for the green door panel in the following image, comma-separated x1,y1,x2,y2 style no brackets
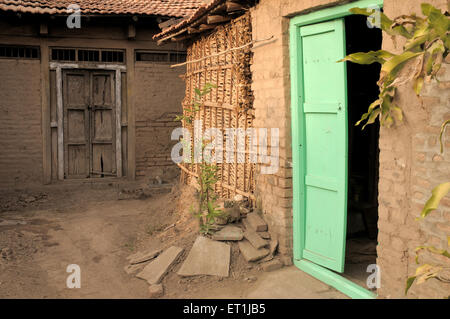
299,18,348,273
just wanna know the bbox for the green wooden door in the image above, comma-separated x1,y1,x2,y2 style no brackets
298,18,348,272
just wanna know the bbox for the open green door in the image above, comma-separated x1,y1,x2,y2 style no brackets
297,18,348,273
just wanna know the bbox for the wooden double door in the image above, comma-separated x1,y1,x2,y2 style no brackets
63,69,117,179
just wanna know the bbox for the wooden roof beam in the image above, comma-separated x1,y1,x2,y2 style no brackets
206,15,231,24
226,1,244,12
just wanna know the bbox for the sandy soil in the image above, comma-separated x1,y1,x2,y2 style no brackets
0,181,265,299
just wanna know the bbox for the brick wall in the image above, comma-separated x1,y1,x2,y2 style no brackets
134,63,185,181
252,0,449,298
376,0,449,299
0,59,42,188
250,0,348,256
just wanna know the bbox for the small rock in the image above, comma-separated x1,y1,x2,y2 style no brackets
280,256,293,266
24,196,36,203
262,259,283,272
224,206,241,223
148,284,164,298
244,276,257,282
239,206,251,215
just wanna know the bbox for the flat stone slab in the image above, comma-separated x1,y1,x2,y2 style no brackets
245,213,268,232
212,225,244,241
129,249,161,265
238,239,269,262
244,230,268,249
136,246,184,284
178,236,230,277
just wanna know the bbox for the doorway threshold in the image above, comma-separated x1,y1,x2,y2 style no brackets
294,259,377,299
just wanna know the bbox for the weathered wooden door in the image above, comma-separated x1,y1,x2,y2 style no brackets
298,19,348,272
63,70,116,178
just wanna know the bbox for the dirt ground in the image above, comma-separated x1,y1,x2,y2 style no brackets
0,180,274,299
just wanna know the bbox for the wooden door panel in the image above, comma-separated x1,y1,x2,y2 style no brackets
63,71,90,179
92,74,113,106
91,144,115,176
92,109,114,141
67,145,88,176
66,110,87,143
299,19,348,272
90,71,116,177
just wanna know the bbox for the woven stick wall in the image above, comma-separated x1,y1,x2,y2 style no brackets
179,12,255,201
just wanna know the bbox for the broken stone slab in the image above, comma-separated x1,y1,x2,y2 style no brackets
124,263,146,275
244,230,268,249
238,239,269,262
258,238,279,263
136,246,184,284
259,232,271,240
178,236,230,277
212,225,244,241
262,259,283,272
245,213,268,232
148,284,164,298
129,249,162,265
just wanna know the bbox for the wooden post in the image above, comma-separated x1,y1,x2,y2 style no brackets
115,69,122,177
40,39,51,184
126,48,136,180
56,66,64,180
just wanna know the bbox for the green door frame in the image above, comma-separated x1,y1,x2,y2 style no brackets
289,0,383,299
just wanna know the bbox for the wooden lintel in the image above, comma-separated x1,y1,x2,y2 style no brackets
207,15,231,24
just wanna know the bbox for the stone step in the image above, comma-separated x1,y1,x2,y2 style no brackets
244,229,268,249
238,239,270,262
245,213,268,232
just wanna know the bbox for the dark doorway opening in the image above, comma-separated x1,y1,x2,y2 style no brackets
344,14,382,289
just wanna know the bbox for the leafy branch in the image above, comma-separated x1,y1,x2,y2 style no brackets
175,83,223,235
340,3,449,129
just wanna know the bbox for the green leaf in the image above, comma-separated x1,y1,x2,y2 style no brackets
419,182,450,219
339,50,395,65
414,76,424,95
381,51,423,78
405,276,417,294
362,108,381,129
439,119,450,153
421,3,449,37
